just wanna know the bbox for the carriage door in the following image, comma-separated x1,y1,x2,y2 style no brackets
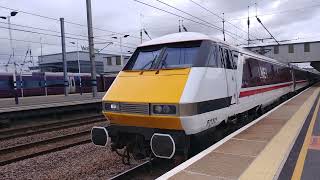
221,47,237,104
69,76,76,93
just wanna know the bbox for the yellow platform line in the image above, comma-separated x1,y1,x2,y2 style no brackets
239,87,320,180
291,93,320,180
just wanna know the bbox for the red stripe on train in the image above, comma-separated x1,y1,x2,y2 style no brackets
240,83,291,98
239,80,308,98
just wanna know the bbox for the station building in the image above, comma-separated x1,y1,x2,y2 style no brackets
38,51,130,74
245,40,320,72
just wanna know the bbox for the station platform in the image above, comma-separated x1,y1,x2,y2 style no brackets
0,92,105,113
159,85,320,180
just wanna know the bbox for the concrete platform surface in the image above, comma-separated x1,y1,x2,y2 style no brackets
159,85,320,180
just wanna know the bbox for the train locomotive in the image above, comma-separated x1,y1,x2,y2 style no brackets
91,32,319,162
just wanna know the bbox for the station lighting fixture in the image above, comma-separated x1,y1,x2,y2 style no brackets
0,11,18,19
10,11,18,17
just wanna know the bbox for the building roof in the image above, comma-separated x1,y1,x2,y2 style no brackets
38,51,121,57
245,39,320,48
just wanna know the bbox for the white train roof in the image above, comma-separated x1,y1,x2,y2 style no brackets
137,32,317,72
139,32,213,47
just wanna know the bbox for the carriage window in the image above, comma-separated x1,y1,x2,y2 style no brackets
241,58,262,87
259,61,275,85
46,79,64,87
242,60,251,88
249,59,261,86
24,80,41,88
0,80,11,89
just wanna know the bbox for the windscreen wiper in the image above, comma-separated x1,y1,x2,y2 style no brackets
140,55,158,70
160,53,168,68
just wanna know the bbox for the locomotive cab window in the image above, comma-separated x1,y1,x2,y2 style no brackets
218,47,225,68
218,46,235,69
124,41,201,70
232,52,238,69
207,43,222,68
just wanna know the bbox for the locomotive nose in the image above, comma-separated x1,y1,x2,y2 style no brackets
91,127,109,146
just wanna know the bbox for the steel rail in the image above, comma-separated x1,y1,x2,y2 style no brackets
0,130,91,166
0,115,104,141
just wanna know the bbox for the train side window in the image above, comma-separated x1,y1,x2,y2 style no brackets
259,61,268,84
286,68,292,82
267,63,275,84
207,44,220,67
242,59,251,88
270,64,275,84
224,49,233,69
218,47,225,67
0,80,10,90
248,58,261,86
232,52,238,69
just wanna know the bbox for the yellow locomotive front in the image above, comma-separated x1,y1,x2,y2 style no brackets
91,33,212,161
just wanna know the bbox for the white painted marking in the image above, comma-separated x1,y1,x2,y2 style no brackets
212,151,257,158
157,87,311,180
231,138,268,143
183,170,235,180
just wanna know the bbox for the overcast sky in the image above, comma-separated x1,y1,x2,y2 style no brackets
0,0,319,72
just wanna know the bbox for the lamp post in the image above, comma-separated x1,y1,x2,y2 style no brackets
1,11,18,73
1,11,19,104
70,41,82,95
112,34,129,65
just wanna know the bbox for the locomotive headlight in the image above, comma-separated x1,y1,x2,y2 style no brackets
110,103,119,110
103,102,120,111
152,104,177,115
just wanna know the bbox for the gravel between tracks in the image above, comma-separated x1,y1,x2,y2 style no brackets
0,143,140,179
0,121,107,149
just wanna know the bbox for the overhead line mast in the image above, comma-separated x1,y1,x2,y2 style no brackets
188,0,260,40
248,6,250,46
222,13,225,41
134,0,247,44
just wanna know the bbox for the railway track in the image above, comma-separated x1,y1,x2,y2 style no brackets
0,130,91,166
0,115,104,141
